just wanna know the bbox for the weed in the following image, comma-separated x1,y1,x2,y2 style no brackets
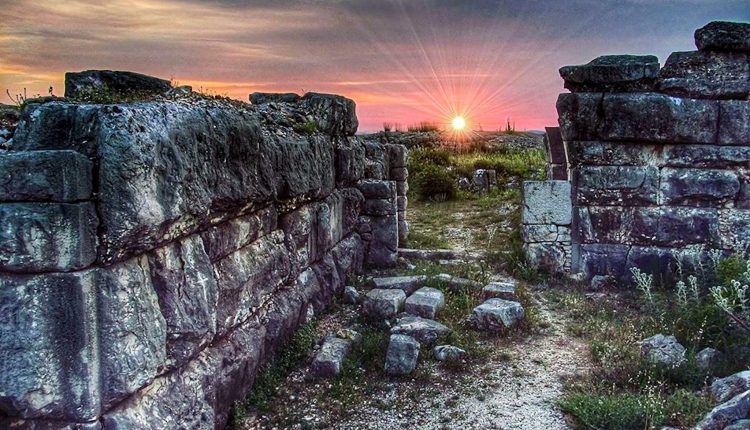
293,119,318,135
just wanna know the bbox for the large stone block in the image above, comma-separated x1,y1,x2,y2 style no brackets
0,202,98,272
300,92,358,136
249,92,300,104
695,21,750,53
0,150,93,202
96,256,167,410
719,101,750,145
567,141,750,169
573,166,658,206
364,214,399,268
357,180,396,200
340,188,364,237
148,235,218,370
334,137,365,185
559,55,659,92
579,244,630,279
213,230,291,335
660,168,740,207
719,210,750,250
524,242,569,273
579,206,720,247
316,192,344,255
311,253,343,310
522,181,572,225
556,92,603,141
330,233,364,282
599,93,718,143
200,206,277,263
626,246,679,284
11,102,103,156
64,70,171,99
658,50,750,99
385,144,408,168
522,224,571,243
0,272,100,421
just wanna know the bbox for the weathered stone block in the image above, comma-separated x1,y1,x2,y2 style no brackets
579,206,720,247
625,246,678,283
658,50,750,99
524,243,569,273
365,214,399,268
568,141,750,169
363,198,396,216
213,230,291,334
470,298,525,331
65,70,171,99
600,93,718,143
573,166,658,206
249,92,300,104
11,102,103,156
311,337,351,377
370,275,427,295
404,287,445,319
545,127,566,164
391,315,450,345
0,272,100,421
0,150,93,202
522,181,572,225
300,92,358,136
396,196,407,212
148,235,218,370
559,55,659,92
695,21,750,53
200,206,277,263
548,164,568,180
96,256,167,410
396,180,409,196
482,281,517,301
660,168,739,207
330,233,364,282
719,101,750,145
357,179,395,200
0,202,98,272
384,334,419,376
280,204,316,268
340,188,364,237
362,289,406,320
316,192,343,255
557,92,602,141
522,224,571,243
311,253,343,310
720,210,750,250
398,219,409,244
385,144,408,168
579,244,630,279
335,137,365,185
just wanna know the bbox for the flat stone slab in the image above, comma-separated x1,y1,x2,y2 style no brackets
405,287,445,319
559,54,660,92
369,275,426,295
433,273,482,290
363,288,406,320
470,298,525,331
311,337,351,377
481,281,517,301
384,334,419,376
391,315,450,345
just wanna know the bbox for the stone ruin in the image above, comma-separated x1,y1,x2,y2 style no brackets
523,21,750,282
0,73,409,429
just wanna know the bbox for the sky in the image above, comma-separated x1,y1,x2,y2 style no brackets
0,0,747,132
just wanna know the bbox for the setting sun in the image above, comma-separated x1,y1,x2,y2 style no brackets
451,116,466,131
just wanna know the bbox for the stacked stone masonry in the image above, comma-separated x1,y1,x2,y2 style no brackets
523,21,750,281
0,84,408,429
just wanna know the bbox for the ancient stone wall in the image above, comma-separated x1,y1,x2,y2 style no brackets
0,85,408,429
524,21,750,282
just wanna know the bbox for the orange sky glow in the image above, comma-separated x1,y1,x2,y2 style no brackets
1,0,747,132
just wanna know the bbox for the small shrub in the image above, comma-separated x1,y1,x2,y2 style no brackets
412,164,456,201
407,121,440,133
293,120,318,135
717,255,748,286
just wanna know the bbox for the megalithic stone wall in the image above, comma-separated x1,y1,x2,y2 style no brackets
523,21,750,282
0,84,407,429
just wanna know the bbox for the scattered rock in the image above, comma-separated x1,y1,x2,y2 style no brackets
639,334,686,367
311,337,352,378
696,347,724,373
711,371,750,403
695,390,750,430
64,70,172,99
433,345,466,362
165,85,193,98
342,286,360,304
481,281,517,301
470,298,525,331
363,289,406,320
370,275,427,295
384,334,420,376
405,287,445,319
391,315,451,346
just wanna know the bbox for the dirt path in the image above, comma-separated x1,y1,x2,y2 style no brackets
318,290,589,430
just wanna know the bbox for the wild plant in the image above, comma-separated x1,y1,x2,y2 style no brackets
630,267,654,303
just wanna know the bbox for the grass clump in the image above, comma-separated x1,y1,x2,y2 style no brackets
293,119,318,135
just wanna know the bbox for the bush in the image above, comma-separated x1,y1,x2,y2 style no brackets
412,164,456,201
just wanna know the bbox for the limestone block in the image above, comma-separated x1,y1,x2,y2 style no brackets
390,167,408,182
311,337,351,377
391,315,450,345
522,224,561,243
340,188,364,237
695,21,750,53
658,50,750,99
335,137,365,185
250,92,300,104
363,289,406,320
482,281,517,301
370,275,427,295
396,196,407,212
720,210,750,250
363,198,396,217
573,166,658,206
567,141,750,169
316,192,344,254
311,253,343,311
365,214,399,268
660,168,740,207
396,180,409,196
148,234,218,369
385,144,408,168
200,206,277,263
0,150,93,202
470,298,525,331
384,334,419,376
300,92,358,136
556,92,603,141
719,101,750,145
579,244,630,280
522,181,572,225
11,102,104,156
280,204,316,268
64,70,171,99
524,243,569,274
330,233,364,282
357,179,396,200
559,55,659,92
0,202,98,272
404,287,445,319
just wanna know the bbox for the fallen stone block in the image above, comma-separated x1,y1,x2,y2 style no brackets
481,281,517,301
434,273,482,290
433,345,466,363
470,298,525,331
384,334,419,376
342,285,361,304
311,337,352,377
405,287,445,319
363,288,406,320
370,275,427,295
559,54,659,92
391,315,450,346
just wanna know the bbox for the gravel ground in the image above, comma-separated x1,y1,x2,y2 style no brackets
238,290,591,430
